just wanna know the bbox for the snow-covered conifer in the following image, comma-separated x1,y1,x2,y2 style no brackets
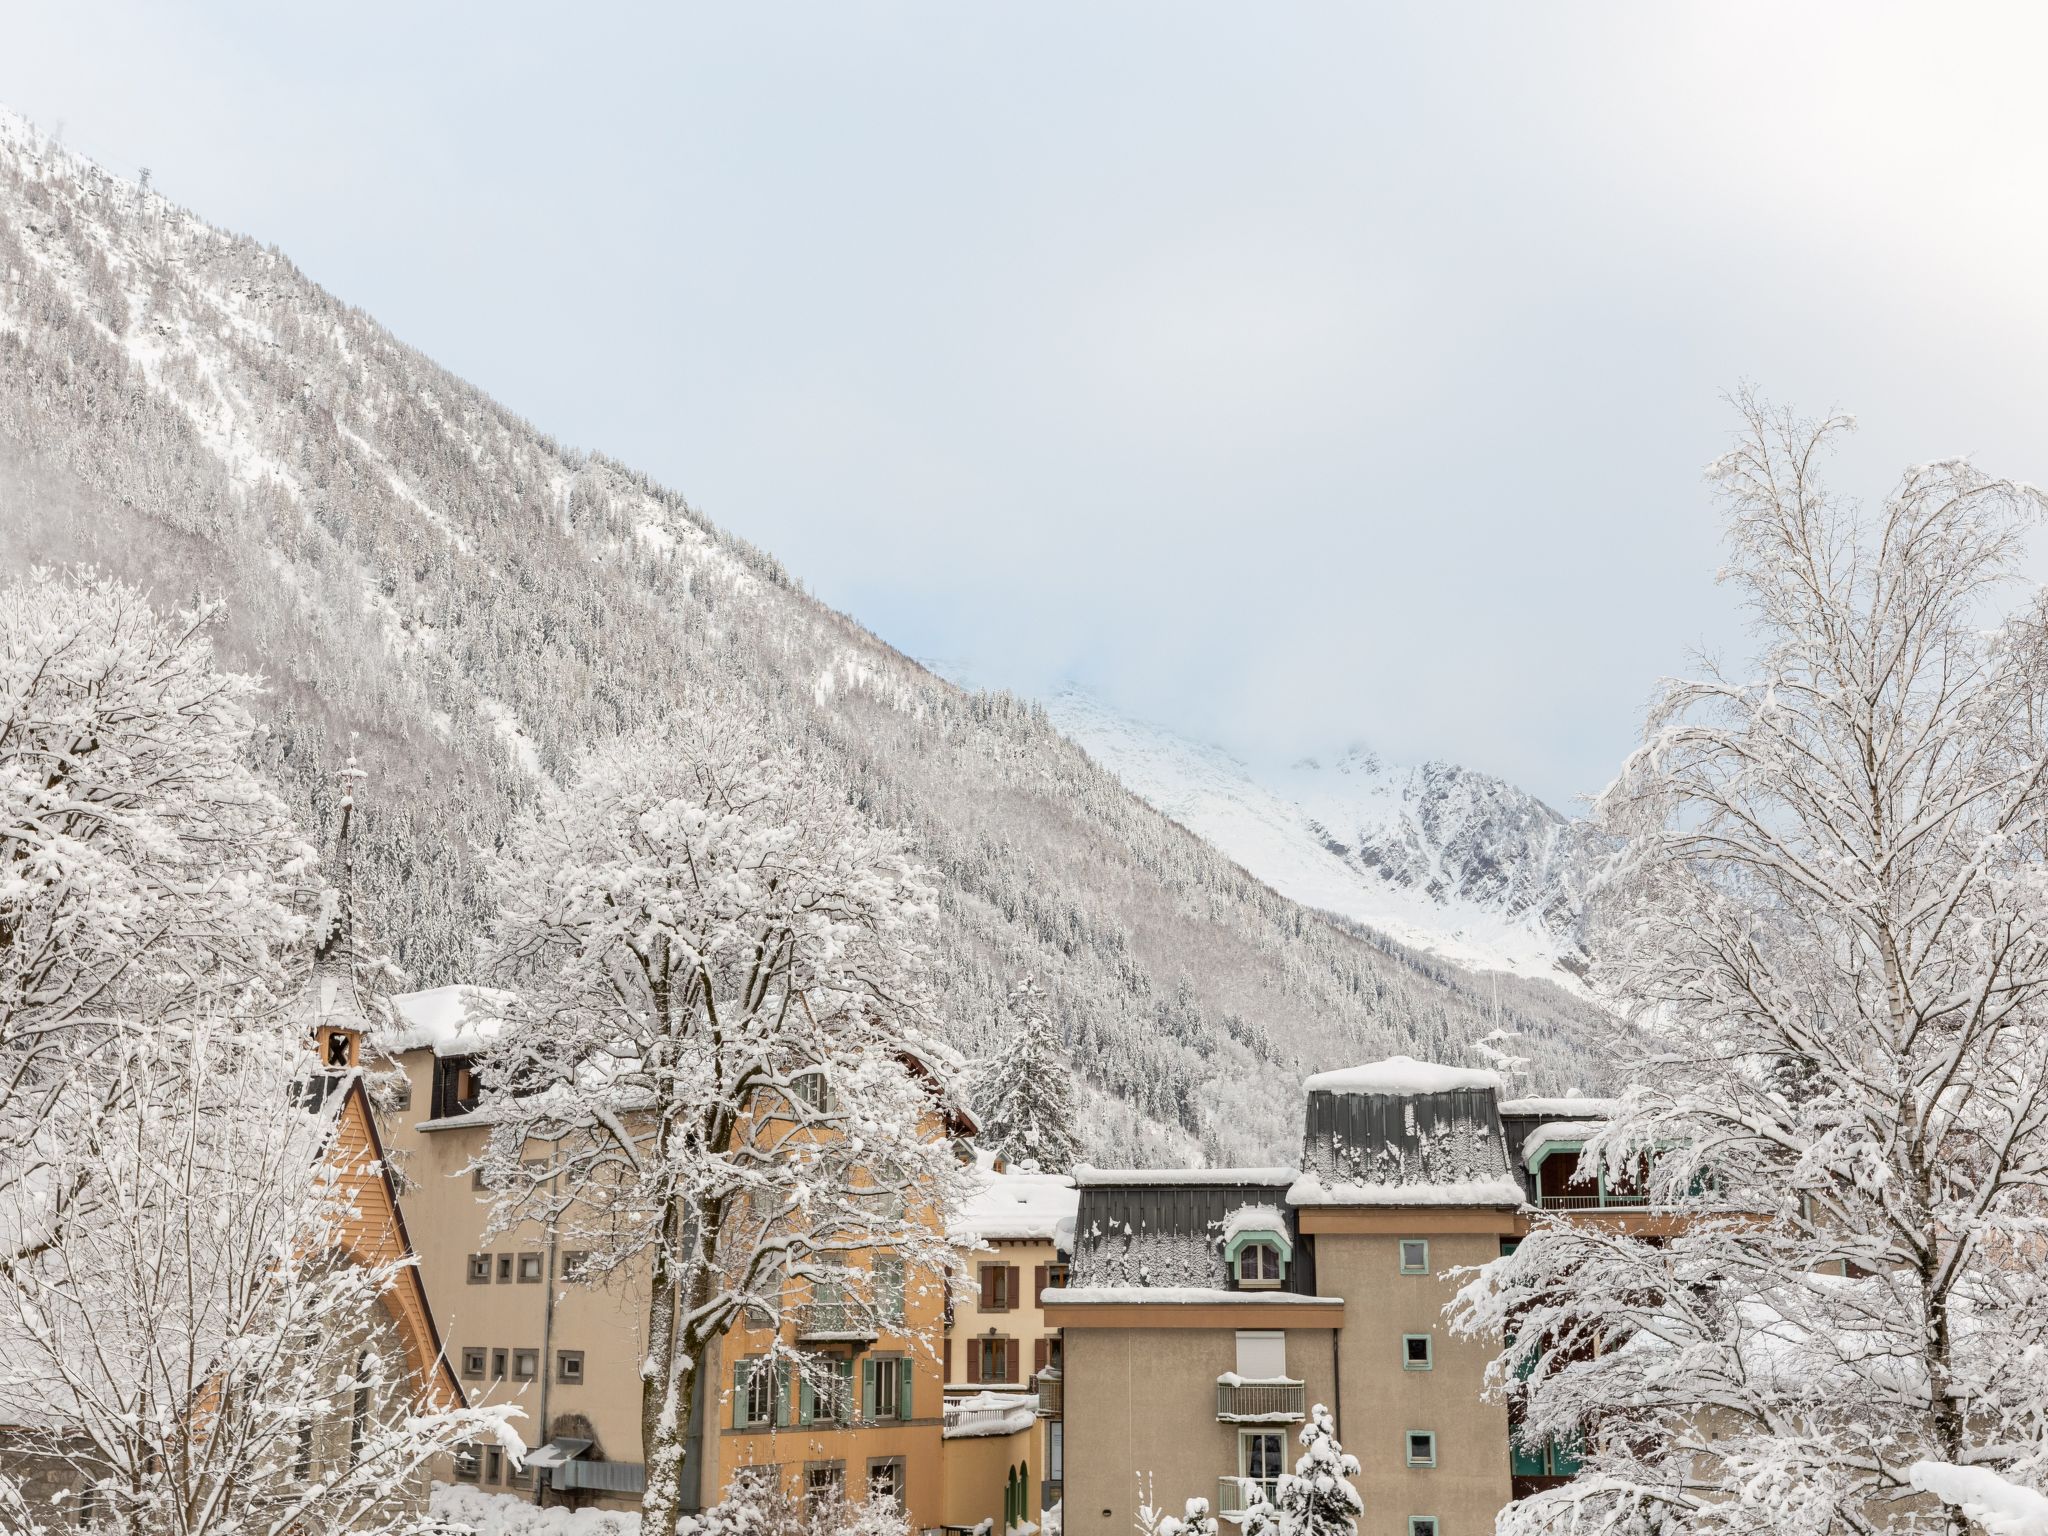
1269,1404,1362,1536
1155,1496,1218,1536
1452,394,2048,1534
968,976,1079,1173
472,715,971,1536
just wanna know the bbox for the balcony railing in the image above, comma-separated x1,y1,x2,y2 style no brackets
792,1301,877,1341
1537,1190,1649,1211
1216,1379,1305,1422
1034,1369,1062,1417
1215,1475,1281,1519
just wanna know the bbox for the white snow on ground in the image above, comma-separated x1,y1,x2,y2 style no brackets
1030,683,1593,988
1303,1056,1502,1096
1910,1463,2048,1535
950,1150,1079,1244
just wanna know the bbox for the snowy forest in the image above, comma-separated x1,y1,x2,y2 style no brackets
0,108,1606,1164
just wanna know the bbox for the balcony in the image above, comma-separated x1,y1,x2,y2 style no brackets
792,1301,877,1342
1034,1368,1062,1417
1536,1190,1649,1212
1216,1378,1305,1422
1215,1475,1281,1520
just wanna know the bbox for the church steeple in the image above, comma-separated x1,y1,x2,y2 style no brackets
308,749,370,1073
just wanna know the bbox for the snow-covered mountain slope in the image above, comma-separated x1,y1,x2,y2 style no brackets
0,106,1615,1161
1043,688,1599,986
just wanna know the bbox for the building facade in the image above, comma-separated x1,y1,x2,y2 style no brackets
1048,1058,1626,1536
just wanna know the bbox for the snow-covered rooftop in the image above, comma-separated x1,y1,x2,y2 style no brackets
950,1150,1079,1245
1286,1172,1527,1209
1072,1165,1297,1188
1520,1121,1608,1167
1499,1096,1620,1119
1302,1055,1502,1097
1042,1285,1343,1307
377,984,516,1057
1221,1204,1288,1242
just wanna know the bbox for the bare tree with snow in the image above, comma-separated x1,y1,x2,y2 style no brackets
471,715,972,1536
1452,394,2048,1534
0,569,308,1164
0,1021,515,1536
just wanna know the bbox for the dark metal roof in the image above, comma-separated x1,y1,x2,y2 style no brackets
1299,1086,1516,1199
1070,1180,1316,1294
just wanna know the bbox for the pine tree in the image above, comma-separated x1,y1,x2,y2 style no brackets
969,975,1080,1172
1271,1404,1363,1536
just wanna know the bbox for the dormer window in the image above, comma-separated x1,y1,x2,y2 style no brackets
1222,1207,1293,1291
1236,1242,1284,1288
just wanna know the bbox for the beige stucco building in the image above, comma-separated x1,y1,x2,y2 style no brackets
1048,1059,1630,1536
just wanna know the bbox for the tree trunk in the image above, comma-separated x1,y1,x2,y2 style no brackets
640,1185,692,1536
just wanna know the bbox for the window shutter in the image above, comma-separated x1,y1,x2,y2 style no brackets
732,1361,747,1429
997,1337,1011,1382
944,1334,953,1380
776,1362,793,1427
1034,1264,1048,1306
967,1340,982,1383
979,1263,998,1310
898,1355,913,1420
1034,1337,1049,1378
861,1358,877,1423
798,1370,815,1426
1006,1266,1021,1313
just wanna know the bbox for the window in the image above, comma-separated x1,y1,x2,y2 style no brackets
867,1458,905,1506
1236,1242,1284,1288
461,1347,487,1380
1499,1237,1521,1258
471,1164,490,1192
467,1253,492,1284
973,1336,1013,1383
1409,1520,1440,1536
804,1359,854,1425
865,1355,912,1421
556,1350,584,1384
1399,1239,1430,1275
513,1349,539,1381
491,1349,508,1380
1511,1433,1584,1478
979,1263,1016,1311
875,1253,905,1329
1241,1429,1286,1504
734,1358,777,1427
484,1444,504,1485
517,1253,544,1284
805,1462,845,1511
1403,1334,1434,1371
453,1444,481,1483
293,1419,312,1480
562,1250,591,1280
792,1069,835,1113
1235,1331,1286,1380
1406,1431,1437,1468
496,1255,514,1284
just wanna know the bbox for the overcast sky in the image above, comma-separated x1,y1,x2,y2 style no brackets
9,4,2048,807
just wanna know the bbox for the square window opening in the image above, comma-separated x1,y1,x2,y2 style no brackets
556,1350,584,1384
1409,1520,1440,1536
1406,1431,1437,1468
517,1253,544,1283
1403,1334,1433,1371
1399,1239,1430,1275
490,1349,508,1380
466,1253,491,1284
460,1347,487,1380
495,1255,514,1284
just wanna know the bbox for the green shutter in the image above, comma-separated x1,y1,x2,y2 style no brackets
798,1370,815,1426
732,1360,748,1429
862,1358,878,1422
1552,1433,1585,1475
776,1362,793,1427
878,1254,905,1328
1510,1438,1547,1477
898,1355,913,1421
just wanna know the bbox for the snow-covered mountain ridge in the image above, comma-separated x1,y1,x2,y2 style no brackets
1041,689,1600,986
0,106,1614,1161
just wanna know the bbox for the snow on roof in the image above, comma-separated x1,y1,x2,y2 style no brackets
1221,1204,1288,1242
1042,1285,1343,1307
950,1151,1079,1245
1072,1165,1297,1188
1302,1055,1502,1096
942,1390,1041,1440
1521,1121,1608,1166
1286,1171,1528,1209
376,984,517,1057
1500,1096,1620,1119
